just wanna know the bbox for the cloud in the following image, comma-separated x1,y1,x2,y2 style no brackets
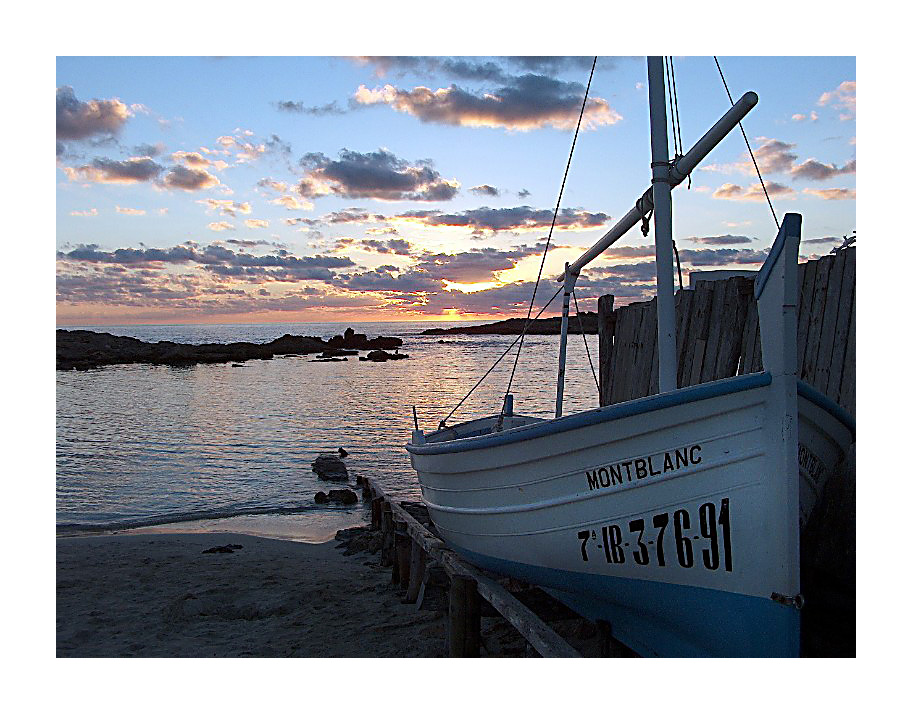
818,80,856,120
274,100,347,115
753,138,798,174
56,86,131,140
518,189,531,198
116,206,146,215
712,181,795,201
470,184,500,197
69,208,98,217
355,56,604,83
674,248,769,266
803,236,841,244
244,219,269,229
336,268,444,295
172,151,228,171
163,165,220,191
353,238,413,255
134,142,167,157
257,178,289,193
56,265,382,318
58,242,354,283
198,199,252,217
791,158,855,181
396,206,608,233
298,148,459,202
791,111,818,122
411,244,545,283
208,221,235,231
688,234,754,245
62,156,163,184
270,195,313,210
353,73,621,131
802,188,856,200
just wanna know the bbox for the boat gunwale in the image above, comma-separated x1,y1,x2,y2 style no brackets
408,371,773,456
796,379,855,436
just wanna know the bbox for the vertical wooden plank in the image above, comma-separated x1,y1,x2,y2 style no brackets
620,304,640,402
675,288,694,387
607,306,626,404
699,280,728,384
750,314,763,373
597,294,616,407
826,248,855,401
618,304,644,403
681,282,713,387
738,298,759,375
801,255,834,384
838,289,855,416
712,277,753,380
814,249,847,393
642,298,658,398
796,258,819,375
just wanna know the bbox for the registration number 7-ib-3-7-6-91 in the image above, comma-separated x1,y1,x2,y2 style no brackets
576,498,733,572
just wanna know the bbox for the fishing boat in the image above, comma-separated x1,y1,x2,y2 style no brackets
406,57,854,657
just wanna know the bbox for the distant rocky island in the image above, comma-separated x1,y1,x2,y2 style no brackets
57,328,403,370
420,312,598,336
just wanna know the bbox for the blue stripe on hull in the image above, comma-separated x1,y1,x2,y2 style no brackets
452,546,799,658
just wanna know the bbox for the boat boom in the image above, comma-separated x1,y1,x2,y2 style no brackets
557,90,758,282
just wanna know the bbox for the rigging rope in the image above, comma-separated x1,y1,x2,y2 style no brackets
666,56,689,189
438,286,564,429
498,55,598,421
572,290,600,393
713,56,779,230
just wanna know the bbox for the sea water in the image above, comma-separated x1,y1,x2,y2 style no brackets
56,321,601,540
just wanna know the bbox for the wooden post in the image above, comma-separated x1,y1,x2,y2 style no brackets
448,575,480,657
380,501,394,567
370,497,382,530
597,294,615,406
404,541,427,604
394,520,410,586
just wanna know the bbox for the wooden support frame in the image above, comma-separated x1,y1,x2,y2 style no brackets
362,476,582,658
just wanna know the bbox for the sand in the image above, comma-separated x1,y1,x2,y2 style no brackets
56,532,447,657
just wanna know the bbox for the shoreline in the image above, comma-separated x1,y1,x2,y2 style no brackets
57,509,369,545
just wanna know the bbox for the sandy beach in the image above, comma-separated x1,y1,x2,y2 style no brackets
57,531,448,657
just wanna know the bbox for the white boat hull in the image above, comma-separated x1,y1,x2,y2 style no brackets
408,374,852,657
406,215,854,657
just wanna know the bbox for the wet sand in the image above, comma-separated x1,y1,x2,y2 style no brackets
56,532,446,657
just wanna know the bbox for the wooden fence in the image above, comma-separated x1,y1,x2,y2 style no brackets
597,247,855,418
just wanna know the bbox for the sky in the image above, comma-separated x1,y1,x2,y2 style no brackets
55,55,856,325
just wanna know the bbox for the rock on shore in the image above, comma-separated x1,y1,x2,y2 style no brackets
420,313,598,336
56,328,404,370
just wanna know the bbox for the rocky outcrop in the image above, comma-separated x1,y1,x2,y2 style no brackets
315,489,358,505
420,313,598,336
335,526,383,555
311,453,349,481
56,328,405,370
360,350,409,362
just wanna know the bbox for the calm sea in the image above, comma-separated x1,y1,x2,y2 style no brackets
56,321,601,541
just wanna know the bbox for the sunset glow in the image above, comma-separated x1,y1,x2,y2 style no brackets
56,56,855,325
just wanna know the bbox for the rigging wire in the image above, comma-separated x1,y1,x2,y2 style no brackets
713,56,779,230
437,286,564,429
572,290,600,393
666,56,689,188
498,56,598,421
